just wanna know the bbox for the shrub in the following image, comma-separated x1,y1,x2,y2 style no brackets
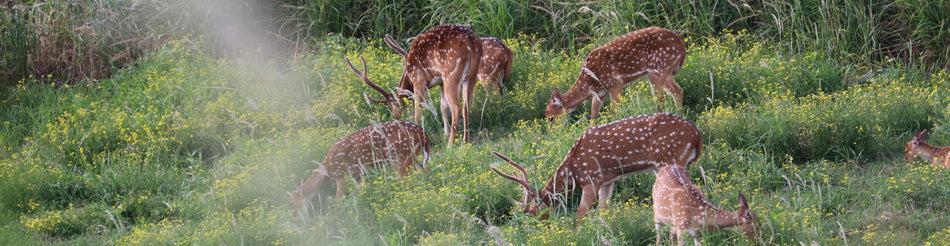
677,32,847,110
417,231,465,246
700,81,942,162
21,203,115,238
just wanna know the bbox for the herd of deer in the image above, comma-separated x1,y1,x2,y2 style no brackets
289,25,949,245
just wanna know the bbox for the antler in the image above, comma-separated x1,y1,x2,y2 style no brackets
917,129,931,140
490,151,535,194
384,34,408,57
343,55,396,105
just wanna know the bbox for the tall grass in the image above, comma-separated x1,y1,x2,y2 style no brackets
700,79,945,162
290,0,950,70
3,0,948,86
0,0,305,85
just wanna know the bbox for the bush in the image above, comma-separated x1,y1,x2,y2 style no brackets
21,203,115,238
700,81,942,162
677,32,847,110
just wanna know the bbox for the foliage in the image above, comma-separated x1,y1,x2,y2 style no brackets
291,0,950,70
0,35,948,245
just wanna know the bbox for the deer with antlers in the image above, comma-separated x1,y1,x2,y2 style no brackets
289,121,431,218
477,37,513,94
904,130,950,168
546,27,687,119
491,113,703,218
382,25,482,145
653,165,757,246
344,56,406,119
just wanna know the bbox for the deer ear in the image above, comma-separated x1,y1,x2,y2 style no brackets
551,89,562,105
919,130,930,140
738,193,752,219
395,88,414,99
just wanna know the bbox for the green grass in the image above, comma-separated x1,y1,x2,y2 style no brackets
3,0,950,87
0,33,948,245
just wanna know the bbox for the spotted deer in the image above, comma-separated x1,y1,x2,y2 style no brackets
289,120,431,218
653,165,757,246
491,113,702,219
382,25,482,145
904,130,950,168
477,37,513,93
545,27,687,119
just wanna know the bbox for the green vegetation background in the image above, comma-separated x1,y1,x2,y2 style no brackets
1,0,949,245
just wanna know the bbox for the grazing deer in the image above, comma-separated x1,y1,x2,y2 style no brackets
491,113,702,218
904,130,950,168
652,165,757,246
289,120,431,218
477,37,513,93
382,25,482,145
545,26,686,119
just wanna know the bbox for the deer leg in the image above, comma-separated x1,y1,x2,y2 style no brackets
494,72,504,94
412,88,429,124
440,94,451,138
443,86,462,146
688,229,702,246
607,83,624,103
663,73,684,109
576,185,598,218
334,178,347,199
397,157,411,177
463,58,479,143
673,228,686,246
413,94,423,124
655,223,664,246
589,93,603,119
461,79,473,143
597,182,615,208
648,74,667,111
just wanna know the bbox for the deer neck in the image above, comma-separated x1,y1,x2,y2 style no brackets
700,206,744,230
537,167,578,208
560,76,598,112
294,172,325,200
397,71,413,93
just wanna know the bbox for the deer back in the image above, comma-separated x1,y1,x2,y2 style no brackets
583,27,686,85
397,25,483,93
904,130,950,168
544,113,702,189
653,165,757,236
322,120,429,178
477,37,513,87
545,27,686,118
652,165,717,225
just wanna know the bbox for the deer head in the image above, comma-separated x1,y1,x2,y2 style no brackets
905,130,931,162
288,187,310,220
736,193,758,239
343,55,405,119
544,89,567,119
490,151,544,215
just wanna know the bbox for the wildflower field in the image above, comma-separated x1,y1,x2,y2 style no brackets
2,1,950,245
